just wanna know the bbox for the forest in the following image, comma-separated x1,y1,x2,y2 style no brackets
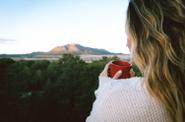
0,54,141,122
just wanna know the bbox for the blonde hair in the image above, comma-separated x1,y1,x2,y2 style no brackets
126,0,185,121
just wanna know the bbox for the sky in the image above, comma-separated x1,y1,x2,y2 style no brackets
0,0,129,54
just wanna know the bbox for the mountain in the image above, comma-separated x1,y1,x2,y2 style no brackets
0,43,124,60
49,43,113,55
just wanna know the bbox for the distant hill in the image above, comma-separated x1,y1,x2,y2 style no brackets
49,43,113,55
0,44,125,60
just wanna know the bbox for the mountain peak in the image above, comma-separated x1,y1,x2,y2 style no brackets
49,43,112,55
50,43,79,53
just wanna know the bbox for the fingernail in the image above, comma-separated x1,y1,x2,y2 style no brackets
118,70,122,74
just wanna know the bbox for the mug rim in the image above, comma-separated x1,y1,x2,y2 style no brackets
111,60,131,67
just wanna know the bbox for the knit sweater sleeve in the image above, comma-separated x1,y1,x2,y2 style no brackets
86,76,169,122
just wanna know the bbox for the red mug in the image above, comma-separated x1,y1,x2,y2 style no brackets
108,60,131,79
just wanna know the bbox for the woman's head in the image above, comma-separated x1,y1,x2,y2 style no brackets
126,0,185,121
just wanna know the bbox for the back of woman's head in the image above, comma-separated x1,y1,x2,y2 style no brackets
126,0,185,121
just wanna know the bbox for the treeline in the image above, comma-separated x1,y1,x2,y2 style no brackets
0,54,118,122
0,54,141,122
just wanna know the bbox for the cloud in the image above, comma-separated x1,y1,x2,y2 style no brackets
0,38,16,43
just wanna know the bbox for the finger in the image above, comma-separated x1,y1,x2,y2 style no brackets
113,70,122,79
100,61,113,77
104,61,113,70
130,69,135,77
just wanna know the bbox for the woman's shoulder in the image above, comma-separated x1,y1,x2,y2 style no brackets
90,76,169,122
97,76,147,101
98,76,144,93
98,77,162,110
111,77,144,91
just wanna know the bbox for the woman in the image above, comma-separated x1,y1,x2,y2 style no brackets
86,0,185,122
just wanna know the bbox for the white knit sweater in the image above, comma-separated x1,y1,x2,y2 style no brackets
86,77,170,122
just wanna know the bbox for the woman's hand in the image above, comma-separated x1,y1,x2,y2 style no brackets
99,61,123,79
99,61,136,79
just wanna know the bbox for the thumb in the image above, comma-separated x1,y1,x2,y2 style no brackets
113,70,122,79
130,69,135,77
